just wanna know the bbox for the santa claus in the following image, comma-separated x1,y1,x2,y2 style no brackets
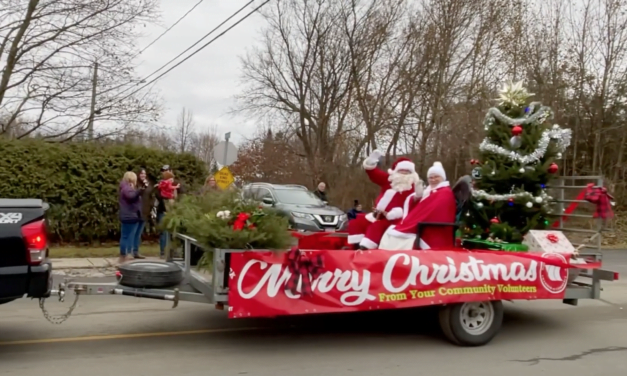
347,150,422,250
379,161,457,250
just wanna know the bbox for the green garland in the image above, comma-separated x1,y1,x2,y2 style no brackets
162,190,292,252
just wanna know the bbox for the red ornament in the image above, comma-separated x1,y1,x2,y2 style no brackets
508,198,514,203
490,217,499,224
548,162,558,174
512,125,523,136
470,159,480,165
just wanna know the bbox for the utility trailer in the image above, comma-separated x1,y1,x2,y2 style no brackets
46,231,619,346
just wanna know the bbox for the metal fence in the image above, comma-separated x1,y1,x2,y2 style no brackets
549,175,604,253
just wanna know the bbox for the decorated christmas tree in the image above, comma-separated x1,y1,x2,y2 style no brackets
461,81,571,247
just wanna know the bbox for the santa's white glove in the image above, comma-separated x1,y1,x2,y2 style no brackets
363,149,383,169
414,180,424,198
368,149,383,162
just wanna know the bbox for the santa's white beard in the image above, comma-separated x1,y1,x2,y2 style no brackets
389,172,419,192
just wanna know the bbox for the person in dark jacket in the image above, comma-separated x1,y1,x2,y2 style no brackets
347,200,363,220
119,171,144,264
313,182,328,204
132,168,152,259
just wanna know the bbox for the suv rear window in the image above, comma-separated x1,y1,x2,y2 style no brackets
274,189,323,205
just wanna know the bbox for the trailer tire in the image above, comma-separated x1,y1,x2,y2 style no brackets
118,261,183,288
438,300,503,347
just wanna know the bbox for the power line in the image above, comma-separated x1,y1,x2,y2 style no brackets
111,0,269,107
98,0,206,97
113,0,258,101
78,0,269,133
130,0,205,61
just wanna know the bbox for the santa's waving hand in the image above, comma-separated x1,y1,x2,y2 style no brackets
347,150,422,250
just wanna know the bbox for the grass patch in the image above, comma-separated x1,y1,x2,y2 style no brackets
50,243,161,258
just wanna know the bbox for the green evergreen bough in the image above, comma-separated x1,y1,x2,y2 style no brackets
0,139,207,243
163,190,292,255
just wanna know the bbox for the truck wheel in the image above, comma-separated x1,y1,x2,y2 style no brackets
438,300,503,346
118,261,183,288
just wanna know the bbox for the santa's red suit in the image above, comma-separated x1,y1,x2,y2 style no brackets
380,162,457,250
347,151,422,250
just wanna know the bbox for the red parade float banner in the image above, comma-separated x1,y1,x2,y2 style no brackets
228,249,600,319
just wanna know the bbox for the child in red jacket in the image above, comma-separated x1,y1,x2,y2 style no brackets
158,171,180,208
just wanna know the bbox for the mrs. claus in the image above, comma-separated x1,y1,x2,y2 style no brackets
379,161,457,250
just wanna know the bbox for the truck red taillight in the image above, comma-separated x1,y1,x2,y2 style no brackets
21,220,47,265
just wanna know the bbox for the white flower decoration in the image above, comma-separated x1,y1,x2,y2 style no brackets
216,210,231,220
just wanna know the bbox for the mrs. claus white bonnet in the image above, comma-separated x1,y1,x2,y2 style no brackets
427,161,446,180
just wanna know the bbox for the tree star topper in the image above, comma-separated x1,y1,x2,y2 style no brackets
497,80,534,107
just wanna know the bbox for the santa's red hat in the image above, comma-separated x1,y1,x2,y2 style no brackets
388,157,416,175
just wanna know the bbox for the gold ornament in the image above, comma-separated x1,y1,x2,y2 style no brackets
496,80,534,107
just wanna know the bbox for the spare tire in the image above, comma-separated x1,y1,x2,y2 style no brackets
118,261,183,288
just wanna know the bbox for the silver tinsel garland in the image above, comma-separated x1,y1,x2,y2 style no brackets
483,102,551,130
479,127,572,164
471,188,553,203
481,101,571,164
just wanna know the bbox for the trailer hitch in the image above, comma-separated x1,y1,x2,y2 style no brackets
41,281,81,324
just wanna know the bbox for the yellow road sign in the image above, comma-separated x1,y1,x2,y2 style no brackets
214,166,235,190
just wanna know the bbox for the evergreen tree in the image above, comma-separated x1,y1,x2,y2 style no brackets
461,81,571,244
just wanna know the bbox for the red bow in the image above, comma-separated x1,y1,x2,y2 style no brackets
546,233,559,243
232,213,251,231
284,247,324,297
585,184,614,220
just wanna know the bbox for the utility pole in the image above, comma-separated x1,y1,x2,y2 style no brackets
223,132,231,166
87,61,98,140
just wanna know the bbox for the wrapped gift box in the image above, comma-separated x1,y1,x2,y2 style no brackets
523,230,575,254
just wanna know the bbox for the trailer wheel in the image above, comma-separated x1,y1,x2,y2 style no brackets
438,300,503,346
118,261,183,288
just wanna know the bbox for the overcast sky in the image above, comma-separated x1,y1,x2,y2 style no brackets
136,0,266,145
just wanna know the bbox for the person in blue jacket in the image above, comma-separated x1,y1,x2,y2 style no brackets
346,200,363,220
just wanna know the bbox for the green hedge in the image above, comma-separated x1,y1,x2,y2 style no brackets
0,139,208,243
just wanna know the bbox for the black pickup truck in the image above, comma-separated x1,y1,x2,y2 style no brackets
0,199,52,305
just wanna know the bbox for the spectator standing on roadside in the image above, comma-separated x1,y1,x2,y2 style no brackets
347,200,363,220
155,165,184,258
132,168,151,259
118,171,144,264
313,182,328,204
200,175,218,194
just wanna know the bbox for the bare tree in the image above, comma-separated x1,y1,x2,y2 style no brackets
235,0,627,208
174,107,194,153
0,0,161,140
119,126,177,152
189,124,219,168
237,0,356,184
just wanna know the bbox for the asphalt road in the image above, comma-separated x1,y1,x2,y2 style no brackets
1,251,627,376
